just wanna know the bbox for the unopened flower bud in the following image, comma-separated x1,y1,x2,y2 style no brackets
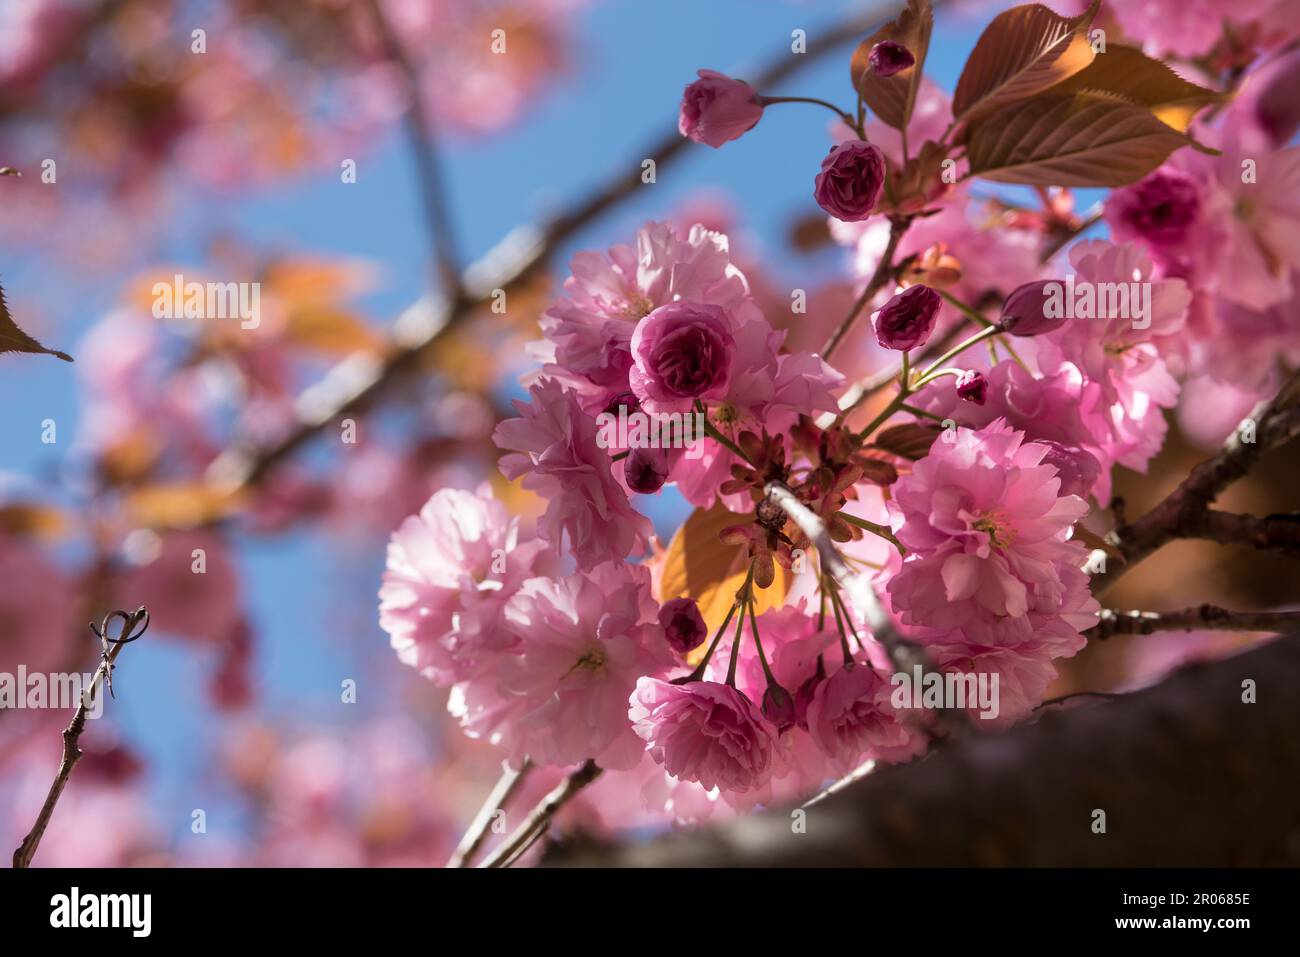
955,370,988,405
625,446,670,494
872,283,941,350
659,597,707,654
998,280,1067,337
762,683,797,732
869,41,915,77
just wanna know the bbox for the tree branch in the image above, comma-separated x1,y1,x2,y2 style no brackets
549,633,1300,866
364,0,462,298
479,760,601,868
201,2,908,500
1090,604,1300,639
821,216,909,361
446,759,532,868
12,607,148,869
1092,371,1300,595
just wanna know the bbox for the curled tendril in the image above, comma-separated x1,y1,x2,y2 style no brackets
87,606,149,698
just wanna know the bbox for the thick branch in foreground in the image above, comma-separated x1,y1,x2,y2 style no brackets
12,607,148,869
1090,604,1300,639
549,633,1300,866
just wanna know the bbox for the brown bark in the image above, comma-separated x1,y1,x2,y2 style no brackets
547,634,1300,866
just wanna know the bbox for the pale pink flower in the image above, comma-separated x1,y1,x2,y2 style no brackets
494,377,652,570
0,536,77,676
459,563,672,770
805,658,926,769
888,420,1090,619
630,677,779,793
378,484,547,685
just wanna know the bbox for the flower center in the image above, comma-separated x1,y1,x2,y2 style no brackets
568,647,606,676
972,511,1014,549
621,294,654,320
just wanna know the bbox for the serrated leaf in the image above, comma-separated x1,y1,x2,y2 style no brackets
1042,43,1226,132
658,502,791,654
870,422,941,460
967,92,1191,187
850,0,933,131
0,283,72,362
953,0,1100,125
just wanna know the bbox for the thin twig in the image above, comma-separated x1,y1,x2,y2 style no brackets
821,216,910,361
1089,604,1300,640
12,607,148,869
480,760,602,868
446,759,532,868
1038,208,1102,264
365,0,462,297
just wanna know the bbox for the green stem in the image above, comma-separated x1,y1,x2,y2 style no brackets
696,401,753,466
918,325,999,381
725,592,749,687
748,597,776,686
837,511,905,554
899,402,946,423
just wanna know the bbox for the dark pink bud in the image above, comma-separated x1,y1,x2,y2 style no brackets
955,370,988,405
813,141,886,222
872,283,941,350
869,41,915,78
659,597,707,654
761,684,797,733
1253,48,1300,147
603,391,640,417
1036,440,1102,499
999,280,1068,337
625,446,671,494
679,70,765,148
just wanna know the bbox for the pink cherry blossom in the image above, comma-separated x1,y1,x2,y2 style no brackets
630,677,779,793
805,658,927,770
378,484,548,685
470,562,672,770
494,377,652,570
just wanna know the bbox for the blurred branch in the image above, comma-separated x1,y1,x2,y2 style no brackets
1092,370,1300,596
1039,207,1102,263
364,0,462,298
202,1,909,498
479,760,601,868
12,607,148,869
1091,604,1300,639
548,634,1300,866
821,216,909,361
446,759,532,868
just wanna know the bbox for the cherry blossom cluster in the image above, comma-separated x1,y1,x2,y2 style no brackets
370,0,1300,825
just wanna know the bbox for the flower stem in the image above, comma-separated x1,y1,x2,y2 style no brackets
748,596,776,686
918,325,999,381
837,511,905,554
760,94,856,128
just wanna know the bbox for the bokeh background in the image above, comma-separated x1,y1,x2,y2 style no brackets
0,0,1292,866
